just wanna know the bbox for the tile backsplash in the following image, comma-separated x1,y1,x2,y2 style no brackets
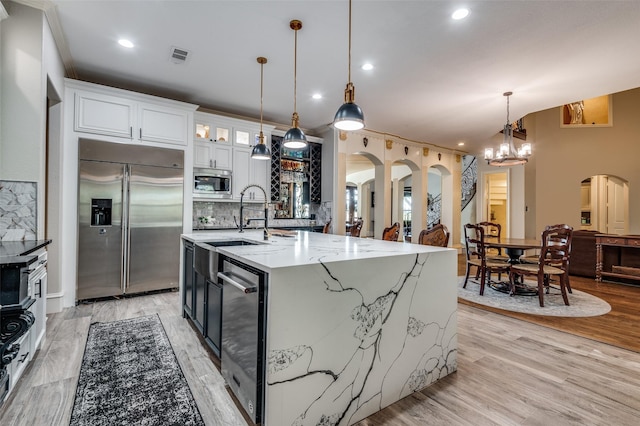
0,180,37,241
193,201,332,230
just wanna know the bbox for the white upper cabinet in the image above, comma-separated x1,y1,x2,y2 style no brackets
194,140,232,169
233,146,251,200
75,92,135,139
231,141,270,202
68,79,196,147
138,103,190,145
194,112,233,169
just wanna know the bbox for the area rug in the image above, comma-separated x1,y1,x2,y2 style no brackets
458,278,611,317
69,314,205,426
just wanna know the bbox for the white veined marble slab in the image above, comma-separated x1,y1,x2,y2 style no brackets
264,248,457,425
182,230,454,272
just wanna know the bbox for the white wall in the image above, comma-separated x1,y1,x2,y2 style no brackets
0,1,66,311
0,2,44,183
43,6,66,312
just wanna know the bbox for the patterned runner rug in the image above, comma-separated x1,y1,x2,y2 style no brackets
70,314,205,426
458,278,611,317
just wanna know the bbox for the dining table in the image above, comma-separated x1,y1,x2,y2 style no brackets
484,237,541,295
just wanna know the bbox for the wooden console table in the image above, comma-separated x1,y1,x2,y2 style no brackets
596,234,640,282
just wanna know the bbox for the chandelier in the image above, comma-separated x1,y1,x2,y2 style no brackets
484,92,531,166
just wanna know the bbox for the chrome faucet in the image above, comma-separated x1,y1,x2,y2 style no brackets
239,184,270,240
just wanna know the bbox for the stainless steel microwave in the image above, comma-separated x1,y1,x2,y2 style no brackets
193,168,232,199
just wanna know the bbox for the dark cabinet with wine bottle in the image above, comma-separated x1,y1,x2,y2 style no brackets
270,136,321,218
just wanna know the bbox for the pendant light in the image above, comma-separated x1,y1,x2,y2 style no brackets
251,56,271,160
283,19,308,149
333,0,365,131
484,92,531,167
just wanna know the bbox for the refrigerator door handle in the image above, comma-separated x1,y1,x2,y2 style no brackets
122,164,131,292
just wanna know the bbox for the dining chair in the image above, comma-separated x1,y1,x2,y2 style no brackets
463,223,511,296
509,224,573,307
382,222,400,241
417,224,450,247
349,218,363,237
477,221,510,262
322,218,332,234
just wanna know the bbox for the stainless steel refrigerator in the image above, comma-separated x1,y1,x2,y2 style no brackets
77,139,184,300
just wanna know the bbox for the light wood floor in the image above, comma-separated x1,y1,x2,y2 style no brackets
457,253,640,353
2,287,639,425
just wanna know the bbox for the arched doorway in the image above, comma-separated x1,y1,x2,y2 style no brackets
580,174,629,234
346,153,377,237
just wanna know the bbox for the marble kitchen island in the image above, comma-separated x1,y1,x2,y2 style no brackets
181,230,457,426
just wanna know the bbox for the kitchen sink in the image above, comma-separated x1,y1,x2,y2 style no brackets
203,240,260,248
194,240,260,281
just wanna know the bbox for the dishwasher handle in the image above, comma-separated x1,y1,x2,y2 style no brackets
218,272,257,294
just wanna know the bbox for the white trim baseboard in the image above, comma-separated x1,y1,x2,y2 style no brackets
46,291,65,314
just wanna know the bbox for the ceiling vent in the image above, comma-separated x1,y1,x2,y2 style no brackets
170,46,189,64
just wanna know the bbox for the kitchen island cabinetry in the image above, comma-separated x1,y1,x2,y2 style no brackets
181,231,457,425
182,241,222,356
205,279,223,356
183,241,195,318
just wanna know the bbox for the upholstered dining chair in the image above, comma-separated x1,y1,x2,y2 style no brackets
322,218,332,234
463,223,511,296
349,218,363,237
382,222,400,241
509,224,573,307
418,224,450,247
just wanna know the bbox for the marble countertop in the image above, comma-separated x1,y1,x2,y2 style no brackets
182,230,452,272
0,239,51,265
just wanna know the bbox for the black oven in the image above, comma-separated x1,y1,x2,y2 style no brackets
0,256,36,307
193,168,232,199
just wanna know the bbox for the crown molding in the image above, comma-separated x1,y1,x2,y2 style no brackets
13,0,77,78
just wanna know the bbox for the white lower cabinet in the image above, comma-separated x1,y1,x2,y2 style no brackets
7,330,32,391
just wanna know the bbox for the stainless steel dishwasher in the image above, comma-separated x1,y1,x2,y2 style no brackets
218,255,267,424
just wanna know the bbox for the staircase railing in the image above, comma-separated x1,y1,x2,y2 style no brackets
461,156,477,211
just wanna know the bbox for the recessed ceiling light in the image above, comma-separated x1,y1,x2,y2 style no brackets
118,39,134,48
361,63,374,71
312,93,322,100
457,142,465,146
452,8,469,20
